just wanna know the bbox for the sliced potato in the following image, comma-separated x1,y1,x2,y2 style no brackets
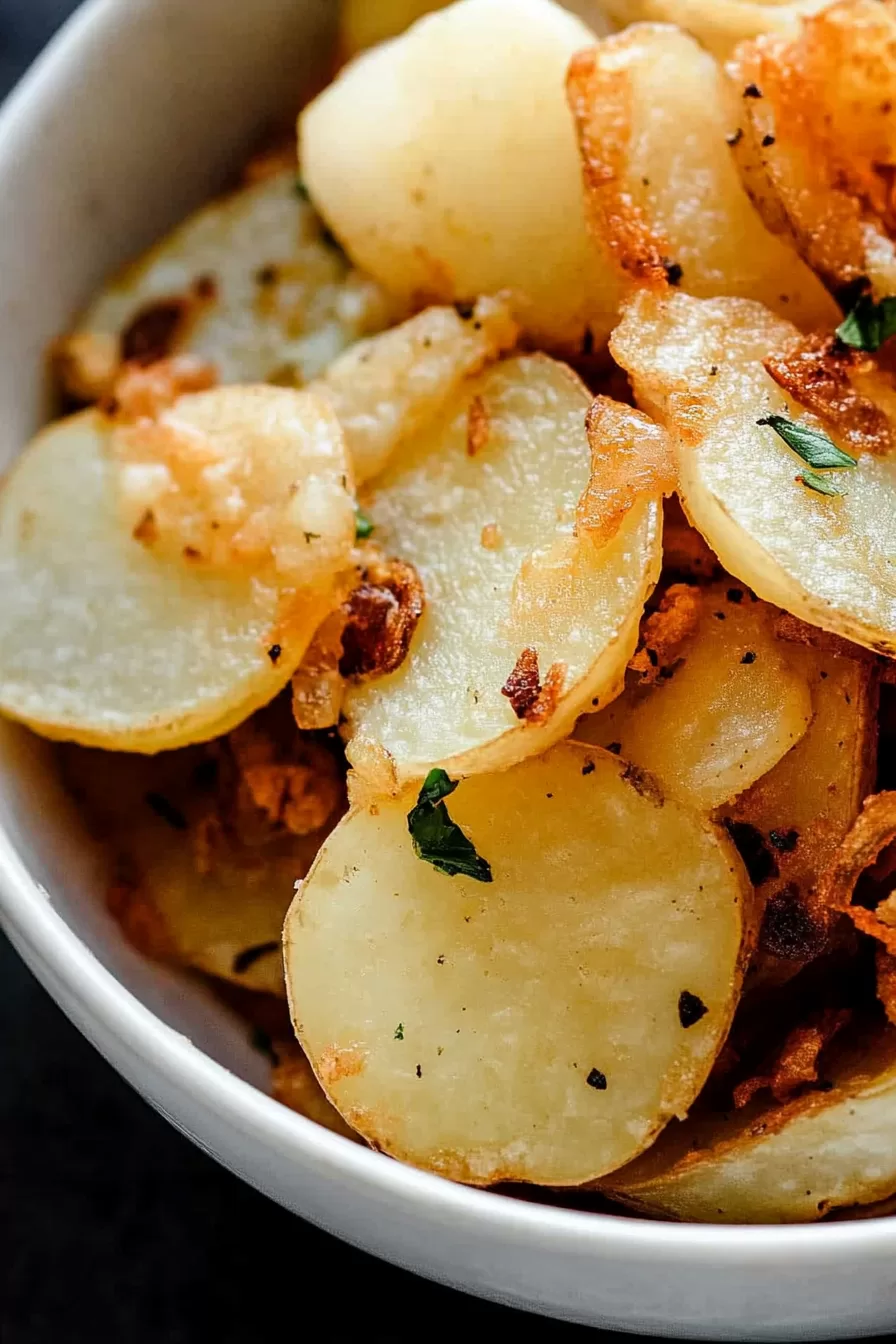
603,1027,896,1223
301,0,619,352
601,1,829,61
726,647,878,978
271,1037,360,1138
727,1,896,299
286,742,751,1186
56,170,392,399
0,410,349,750
338,0,611,57
58,722,342,996
576,583,813,810
342,357,662,788
567,25,835,328
612,289,896,655
311,297,518,484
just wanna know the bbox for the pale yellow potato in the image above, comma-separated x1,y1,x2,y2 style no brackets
0,411,347,751
576,584,813,810
342,356,662,789
601,1,829,60
567,25,835,329
612,289,896,656
603,1028,896,1223
302,0,619,352
338,0,611,56
56,170,392,399
285,742,751,1186
57,739,331,997
311,297,518,484
271,1038,360,1138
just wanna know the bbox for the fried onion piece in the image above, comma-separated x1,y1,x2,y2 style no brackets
732,1008,852,1108
764,334,896,458
728,1,896,300
567,25,835,326
228,712,344,838
628,583,704,685
339,555,426,680
103,354,218,423
290,608,348,731
817,793,896,941
579,396,676,549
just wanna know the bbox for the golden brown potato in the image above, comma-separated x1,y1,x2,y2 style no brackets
603,1027,896,1223
301,0,620,352
576,583,814,810
285,742,752,1186
55,170,393,399
342,359,663,789
601,0,829,61
567,25,835,328
271,1038,360,1139
612,289,896,656
727,1,896,300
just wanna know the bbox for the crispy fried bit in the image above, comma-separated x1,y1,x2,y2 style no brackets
759,884,828,962
291,608,348,731
773,612,874,661
527,660,567,726
579,396,676,550
106,874,176,962
339,556,425,680
728,2,896,297
764,333,895,457
51,331,120,403
103,355,218,424
228,714,343,837
466,394,489,457
501,647,541,720
121,297,195,366
817,792,896,952
480,522,502,550
629,582,703,685
732,1008,851,1108
567,47,672,290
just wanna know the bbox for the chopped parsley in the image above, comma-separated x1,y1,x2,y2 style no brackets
407,769,493,882
757,415,857,470
394,1022,404,1041
678,991,708,1029
836,294,896,352
798,469,849,497
354,506,375,540
586,1068,608,1091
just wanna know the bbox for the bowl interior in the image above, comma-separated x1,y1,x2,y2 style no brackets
0,0,336,1087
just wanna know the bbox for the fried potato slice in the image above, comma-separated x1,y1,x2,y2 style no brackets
337,0,611,57
0,407,351,750
601,1,829,61
311,297,519,484
285,742,751,1186
342,358,662,788
566,25,835,328
612,289,896,655
301,0,619,352
576,582,813,810
54,170,392,401
58,716,342,996
727,1,896,300
603,1027,896,1222
271,1037,359,1138
725,649,878,978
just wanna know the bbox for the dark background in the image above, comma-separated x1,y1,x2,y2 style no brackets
0,3,615,1338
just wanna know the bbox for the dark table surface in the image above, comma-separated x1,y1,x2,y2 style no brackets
0,3,620,1339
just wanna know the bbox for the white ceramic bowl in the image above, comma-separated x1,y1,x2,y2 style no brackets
2,2,896,1337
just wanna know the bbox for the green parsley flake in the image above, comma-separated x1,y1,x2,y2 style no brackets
798,469,849,497
355,506,375,540
394,1022,404,1041
294,177,310,201
836,294,896,352
407,769,493,883
757,414,857,470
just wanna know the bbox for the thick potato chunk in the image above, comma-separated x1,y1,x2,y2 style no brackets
601,1,829,60
285,743,751,1186
603,1028,896,1222
576,583,813,810
342,357,662,788
567,25,834,329
338,0,611,57
612,290,896,655
301,0,618,351
55,170,392,400
0,411,350,751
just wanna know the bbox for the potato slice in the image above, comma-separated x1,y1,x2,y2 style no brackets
338,0,611,57
612,289,896,655
285,742,751,1186
55,169,392,400
566,25,835,329
58,720,342,997
576,583,813,810
725,647,877,978
603,1027,896,1222
301,0,619,352
727,2,896,300
271,1037,360,1138
0,407,351,750
600,1,829,61
342,357,662,788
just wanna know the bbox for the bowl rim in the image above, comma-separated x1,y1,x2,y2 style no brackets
3,0,896,1265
